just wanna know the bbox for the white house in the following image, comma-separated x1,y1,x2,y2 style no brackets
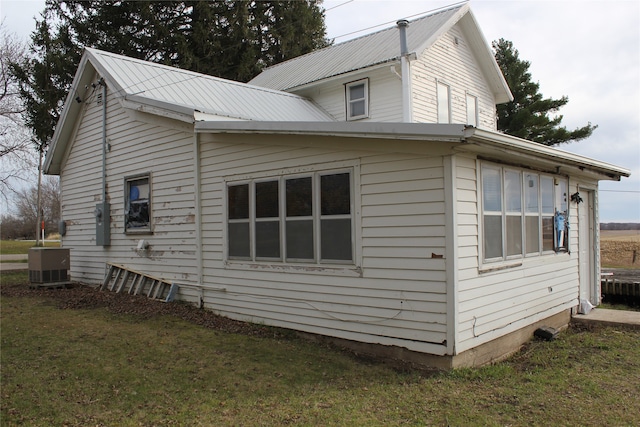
44,4,630,368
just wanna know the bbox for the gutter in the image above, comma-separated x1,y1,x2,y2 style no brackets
195,121,467,142
464,128,631,180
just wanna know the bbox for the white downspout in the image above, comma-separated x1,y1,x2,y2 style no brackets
397,19,413,122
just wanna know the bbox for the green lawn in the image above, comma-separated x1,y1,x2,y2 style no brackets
2,271,639,426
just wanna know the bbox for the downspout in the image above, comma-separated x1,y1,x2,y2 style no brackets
192,132,203,293
397,19,412,122
100,78,107,204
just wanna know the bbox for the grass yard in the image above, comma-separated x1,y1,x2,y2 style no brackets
0,240,60,255
2,271,639,426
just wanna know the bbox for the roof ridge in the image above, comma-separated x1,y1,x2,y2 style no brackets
85,47,312,100
256,2,467,74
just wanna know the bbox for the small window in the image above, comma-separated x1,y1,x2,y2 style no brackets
125,174,151,233
437,81,451,123
466,93,478,127
346,79,368,120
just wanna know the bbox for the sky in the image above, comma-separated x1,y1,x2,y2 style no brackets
1,0,639,222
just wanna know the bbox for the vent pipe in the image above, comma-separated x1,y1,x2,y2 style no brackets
397,19,412,122
397,19,409,55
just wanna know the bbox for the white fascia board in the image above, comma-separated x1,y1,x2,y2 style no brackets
123,95,196,123
195,121,467,142
465,128,631,180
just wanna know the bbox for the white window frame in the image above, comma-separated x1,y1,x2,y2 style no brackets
225,166,357,267
345,79,369,121
479,162,569,266
124,173,152,234
466,93,478,127
437,81,451,123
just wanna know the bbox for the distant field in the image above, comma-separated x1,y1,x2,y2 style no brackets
601,230,640,242
601,230,640,269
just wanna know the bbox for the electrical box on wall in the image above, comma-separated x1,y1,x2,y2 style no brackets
95,201,111,246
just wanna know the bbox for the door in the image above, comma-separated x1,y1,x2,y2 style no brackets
578,190,597,305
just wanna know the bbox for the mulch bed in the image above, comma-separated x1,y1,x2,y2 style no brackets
1,281,287,339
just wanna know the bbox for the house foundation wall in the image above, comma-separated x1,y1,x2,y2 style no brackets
297,309,571,371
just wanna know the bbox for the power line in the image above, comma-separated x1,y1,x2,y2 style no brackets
324,0,354,12
329,1,467,41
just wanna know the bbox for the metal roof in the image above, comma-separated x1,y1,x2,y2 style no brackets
84,48,334,122
249,4,467,91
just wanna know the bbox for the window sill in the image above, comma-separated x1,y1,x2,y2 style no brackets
225,260,362,278
478,260,523,274
125,229,153,235
479,251,571,274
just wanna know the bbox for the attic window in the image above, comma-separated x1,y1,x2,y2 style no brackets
346,79,369,121
466,93,478,127
437,81,451,123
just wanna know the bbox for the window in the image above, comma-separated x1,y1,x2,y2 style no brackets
227,170,354,264
466,93,478,127
346,79,368,120
125,174,151,233
437,81,451,123
481,163,568,263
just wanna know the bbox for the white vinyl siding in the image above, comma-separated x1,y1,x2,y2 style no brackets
59,90,198,285
292,66,402,122
411,25,498,130
199,134,448,354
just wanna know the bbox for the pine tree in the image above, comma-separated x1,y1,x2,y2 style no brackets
13,0,330,151
493,38,596,146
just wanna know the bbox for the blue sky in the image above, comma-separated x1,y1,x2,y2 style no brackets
2,0,639,222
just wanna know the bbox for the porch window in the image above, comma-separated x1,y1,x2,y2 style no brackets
125,174,151,233
481,163,568,263
227,169,354,264
346,79,368,120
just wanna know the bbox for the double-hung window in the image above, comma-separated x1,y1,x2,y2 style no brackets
125,174,151,233
346,79,368,120
227,170,354,264
481,163,568,263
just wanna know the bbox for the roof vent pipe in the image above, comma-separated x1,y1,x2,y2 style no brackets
396,19,412,122
397,19,409,56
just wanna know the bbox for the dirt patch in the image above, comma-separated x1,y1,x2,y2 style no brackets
0,282,287,339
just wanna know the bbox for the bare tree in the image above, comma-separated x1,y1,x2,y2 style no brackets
8,175,60,239
0,23,37,203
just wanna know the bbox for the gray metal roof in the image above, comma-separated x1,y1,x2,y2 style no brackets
249,4,468,91
85,48,334,122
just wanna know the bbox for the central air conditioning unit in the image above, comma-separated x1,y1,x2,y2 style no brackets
28,248,70,284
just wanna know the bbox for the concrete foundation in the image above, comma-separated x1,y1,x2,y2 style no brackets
298,309,572,371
